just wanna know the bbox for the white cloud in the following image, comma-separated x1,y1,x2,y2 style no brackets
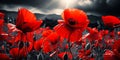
78,0,92,6
58,0,78,8
0,4,64,15
46,9,63,15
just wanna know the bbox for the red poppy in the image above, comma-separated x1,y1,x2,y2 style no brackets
112,40,120,59
9,34,33,58
0,20,4,34
104,50,116,60
9,48,19,58
90,58,95,60
0,20,4,26
4,23,21,44
87,27,102,41
78,49,86,59
21,34,33,52
100,30,109,37
85,49,91,56
0,12,5,19
12,32,22,45
102,15,120,28
34,38,44,51
117,31,120,39
10,41,33,58
78,49,91,59
16,8,42,33
42,40,53,54
10,47,29,59
42,29,53,37
25,32,34,43
62,9,89,28
54,8,89,43
0,53,10,60
46,32,59,44
0,20,9,41
58,52,73,60
105,39,114,47
109,31,115,39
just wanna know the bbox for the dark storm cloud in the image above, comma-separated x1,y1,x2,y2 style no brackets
0,0,120,16
0,0,65,14
75,0,120,16
0,0,50,8
0,0,63,10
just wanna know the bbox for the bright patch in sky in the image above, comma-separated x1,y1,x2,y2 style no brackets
59,0,78,8
78,0,92,6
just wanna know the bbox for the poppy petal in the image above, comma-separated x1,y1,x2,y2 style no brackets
70,29,82,43
54,23,72,40
9,48,19,58
0,53,10,60
0,12,5,19
102,15,120,27
46,32,59,44
34,38,44,51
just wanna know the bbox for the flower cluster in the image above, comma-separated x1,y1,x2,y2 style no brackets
0,8,120,60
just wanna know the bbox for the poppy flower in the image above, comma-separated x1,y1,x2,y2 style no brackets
10,40,33,58
109,31,115,39
54,8,89,43
11,32,22,45
20,34,33,52
42,40,53,54
100,30,109,37
0,20,4,26
0,20,4,34
112,40,120,59
46,32,59,44
9,34,33,58
16,8,42,33
78,49,86,59
90,58,95,60
34,38,44,51
117,31,120,39
0,53,10,60
58,52,73,60
10,47,29,59
0,20,9,41
104,50,116,60
78,49,91,59
0,12,5,19
42,29,53,37
87,27,102,41
102,15,120,28
105,39,114,48
9,48,19,58
25,32,34,43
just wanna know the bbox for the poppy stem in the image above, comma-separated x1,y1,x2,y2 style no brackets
25,32,29,58
67,33,73,58
17,32,23,60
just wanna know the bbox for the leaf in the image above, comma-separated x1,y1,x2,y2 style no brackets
85,43,90,50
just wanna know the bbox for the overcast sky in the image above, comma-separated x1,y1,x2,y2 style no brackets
0,0,120,16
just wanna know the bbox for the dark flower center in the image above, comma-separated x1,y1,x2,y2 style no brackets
25,42,30,47
18,41,24,49
68,18,76,25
